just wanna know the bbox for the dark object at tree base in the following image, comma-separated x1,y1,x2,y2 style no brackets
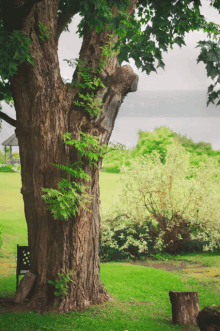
197,306,220,331
169,291,200,325
13,272,36,303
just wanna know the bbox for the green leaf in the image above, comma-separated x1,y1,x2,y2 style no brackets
208,84,214,94
173,37,186,48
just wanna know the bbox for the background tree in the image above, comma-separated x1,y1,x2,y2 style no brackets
0,0,220,314
101,125,220,175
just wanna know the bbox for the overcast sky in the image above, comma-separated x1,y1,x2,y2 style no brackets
1,0,220,154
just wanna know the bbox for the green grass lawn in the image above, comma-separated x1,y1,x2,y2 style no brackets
0,172,122,256
0,172,220,330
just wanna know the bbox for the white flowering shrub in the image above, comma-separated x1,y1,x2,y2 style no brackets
100,137,220,258
100,206,152,261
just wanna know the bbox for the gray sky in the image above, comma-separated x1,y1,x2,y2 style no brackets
1,0,220,154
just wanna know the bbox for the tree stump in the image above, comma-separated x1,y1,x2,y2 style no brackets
197,306,220,331
13,272,36,304
169,291,200,325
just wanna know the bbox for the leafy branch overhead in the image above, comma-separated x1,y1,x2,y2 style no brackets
0,0,220,114
64,0,220,107
0,0,219,132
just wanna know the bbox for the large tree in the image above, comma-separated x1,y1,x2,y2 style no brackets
0,0,220,314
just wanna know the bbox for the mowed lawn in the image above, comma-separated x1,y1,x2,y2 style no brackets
0,172,220,331
0,171,122,257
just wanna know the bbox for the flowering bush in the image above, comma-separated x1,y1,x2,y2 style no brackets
100,137,220,258
100,208,155,261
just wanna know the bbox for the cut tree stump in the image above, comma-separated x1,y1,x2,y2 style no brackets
13,272,36,304
197,306,220,331
169,291,200,325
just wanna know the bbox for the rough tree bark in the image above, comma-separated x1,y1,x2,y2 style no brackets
169,291,200,325
5,0,139,313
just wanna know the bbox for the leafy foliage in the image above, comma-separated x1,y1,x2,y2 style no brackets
101,126,220,175
1,0,220,109
41,131,110,221
64,32,121,119
47,269,75,299
100,213,152,261
131,126,176,165
101,138,220,257
38,23,50,43
0,29,34,81
41,136,126,221
66,58,105,118
102,0,220,106
0,164,18,173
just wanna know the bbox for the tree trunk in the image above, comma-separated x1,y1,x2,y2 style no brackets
8,1,138,313
169,291,200,325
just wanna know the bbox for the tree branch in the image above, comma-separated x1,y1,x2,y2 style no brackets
0,110,16,127
1,0,44,33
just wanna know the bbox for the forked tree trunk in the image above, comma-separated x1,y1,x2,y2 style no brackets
7,1,138,313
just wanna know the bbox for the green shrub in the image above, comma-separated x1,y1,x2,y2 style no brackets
0,164,18,172
100,137,220,259
100,211,214,261
124,160,131,167
100,245,128,262
105,162,120,173
100,208,157,261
